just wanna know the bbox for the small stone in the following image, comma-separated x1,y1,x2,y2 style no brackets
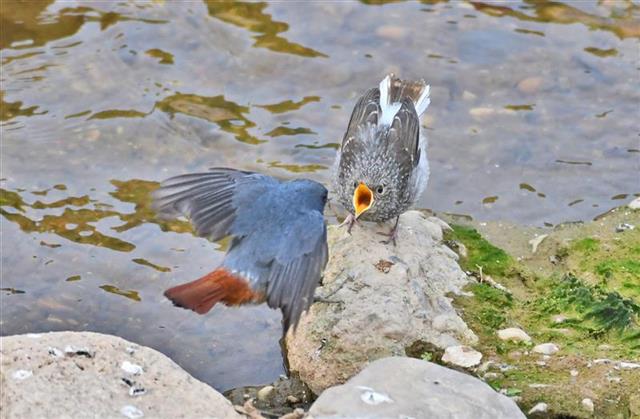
533,343,559,355
375,25,408,40
528,383,550,389
582,398,594,413
442,345,483,368
528,402,548,414
257,385,275,401
628,197,640,209
48,347,63,357
535,361,547,367
121,361,143,375
120,405,144,418
597,344,613,351
570,369,579,377
357,386,393,405
462,90,477,101
529,234,548,254
619,361,640,370
483,372,500,380
593,358,612,365
285,395,300,404
553,315,568,324
517,77,543,94
497,328,531,343
12,370,33,380
616,223,635,232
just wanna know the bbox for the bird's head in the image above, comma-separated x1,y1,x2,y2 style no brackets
350,173,394,220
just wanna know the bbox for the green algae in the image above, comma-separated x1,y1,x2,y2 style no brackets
445,225,512,276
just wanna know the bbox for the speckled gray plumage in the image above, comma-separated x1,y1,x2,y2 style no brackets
333,74,430,222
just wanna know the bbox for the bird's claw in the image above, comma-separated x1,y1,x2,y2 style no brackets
339,213,358,234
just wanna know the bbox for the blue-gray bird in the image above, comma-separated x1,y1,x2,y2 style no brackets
333,74,431,244
152,168,328,332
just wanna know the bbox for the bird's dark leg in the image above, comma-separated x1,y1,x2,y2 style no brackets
338,213,358,234
377,216,400,246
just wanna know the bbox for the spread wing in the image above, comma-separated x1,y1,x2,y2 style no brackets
264,210,328,332
152,168,278,241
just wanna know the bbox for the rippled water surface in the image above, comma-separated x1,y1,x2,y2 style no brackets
2,0,639,390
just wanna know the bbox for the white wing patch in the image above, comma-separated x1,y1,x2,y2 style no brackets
378,74,401,126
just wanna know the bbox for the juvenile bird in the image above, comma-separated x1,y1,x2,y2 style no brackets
333,74,431,244
152,168,328,332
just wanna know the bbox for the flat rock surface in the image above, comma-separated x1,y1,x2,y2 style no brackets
309,357,525,419
286,211,476,394
0,331,240,419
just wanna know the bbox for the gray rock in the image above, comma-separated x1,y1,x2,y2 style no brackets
581,398,594,413
528,402,548,414
286,212,476,394
0,332,241,419
442,345,482,368
532,343,559,355
256,385,275,401
497,328,531,343
309,357,525,418
628,197,640,210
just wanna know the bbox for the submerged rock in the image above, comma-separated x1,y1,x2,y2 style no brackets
285,211,476,394
309,357,525,418
0,332,240,419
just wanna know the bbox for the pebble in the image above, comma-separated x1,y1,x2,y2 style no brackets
582,398,594,413
529,234,548,254
120,405,144,419
257,385,275,401
517,77,544,94
375,25,408,40
528,402,548,414
462,90,477,101
533,343,559,355
12,370,33,380
442,345,483,368
483,372,500,380
357,386,393,405
497,328,531,343
616,223,635,232
570,369,579,377
121,361,143,375
619,361,640,370
597,344,613,351
628,197,640,209
285,395,300,404
553,315,568,324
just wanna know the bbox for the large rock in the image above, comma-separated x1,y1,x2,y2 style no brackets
309,357,525,418
286,211,477,394
0,332,240,419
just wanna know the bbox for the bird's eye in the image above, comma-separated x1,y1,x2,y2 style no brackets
353,181,358,189
377,185,384,194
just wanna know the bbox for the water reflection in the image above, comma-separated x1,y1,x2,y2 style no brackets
471,1,640,39
204,1,326,57
1,0,638,392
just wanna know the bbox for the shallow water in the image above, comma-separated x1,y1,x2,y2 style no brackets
1,0,638,391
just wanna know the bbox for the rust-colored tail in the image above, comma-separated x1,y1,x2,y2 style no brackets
164,268,258,314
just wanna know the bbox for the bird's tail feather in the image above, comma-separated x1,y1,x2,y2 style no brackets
383,73,431,117
164,268,259,314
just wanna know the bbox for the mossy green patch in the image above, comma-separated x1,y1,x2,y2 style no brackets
445,225,512,276
572,237,600,253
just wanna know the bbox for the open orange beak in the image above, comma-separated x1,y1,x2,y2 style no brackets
353,182,373,219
